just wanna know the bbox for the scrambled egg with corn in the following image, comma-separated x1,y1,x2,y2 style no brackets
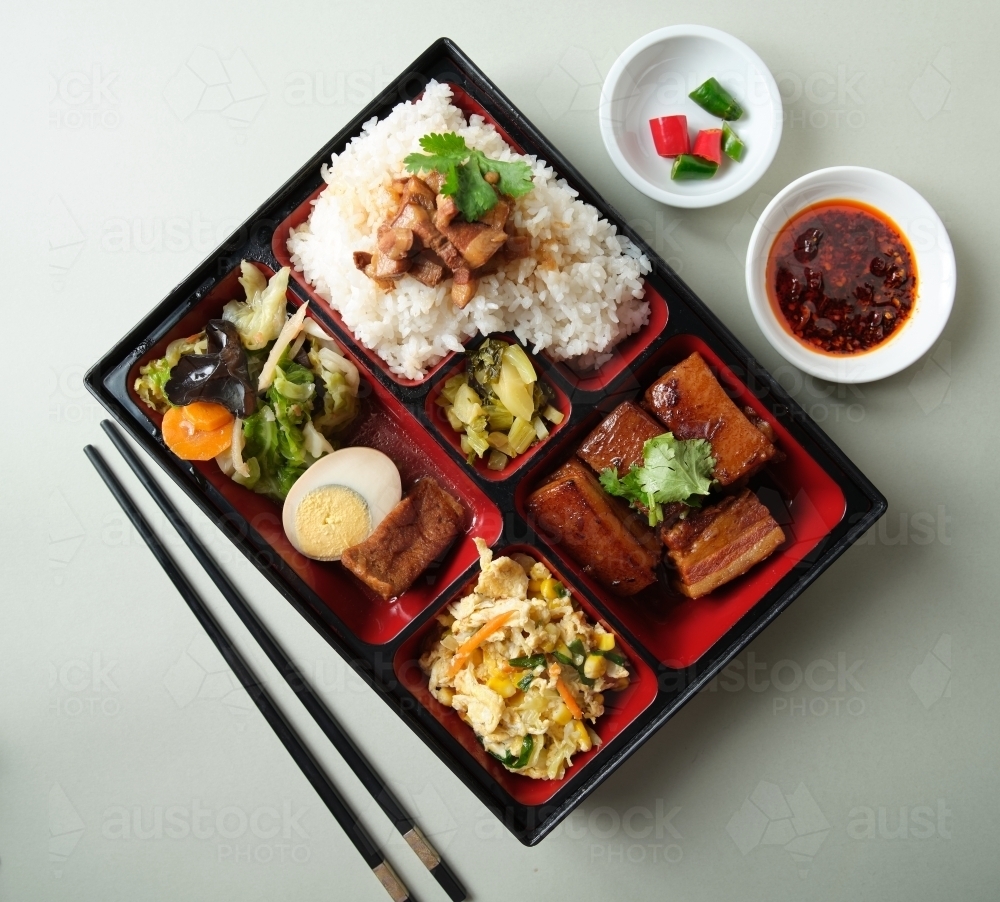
420,539,630,780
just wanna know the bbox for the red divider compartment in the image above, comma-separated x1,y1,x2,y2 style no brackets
126,262,503,645
516,334,847,669
393,543,658,807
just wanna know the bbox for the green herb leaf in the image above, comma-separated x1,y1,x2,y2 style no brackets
453,154,498,221
419,132,469,156
477,156,534,199
600,433,715,525
403,131,534,221
509,654,547,669
639,434,715,504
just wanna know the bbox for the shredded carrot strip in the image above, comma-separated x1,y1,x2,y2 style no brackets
447,610,515,677
556,678,583,720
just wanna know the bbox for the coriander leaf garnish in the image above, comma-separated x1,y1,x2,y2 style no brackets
403,132,534,222
415,132,469,157
477,156,534,199
454,155,500,221
600,433,715,526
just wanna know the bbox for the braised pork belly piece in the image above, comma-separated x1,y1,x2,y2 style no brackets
576,401,686,529
661,489,785,598
341,477,464,600
527,459,661,596
643,352,776,486
577,401,664,476
355,174,530,308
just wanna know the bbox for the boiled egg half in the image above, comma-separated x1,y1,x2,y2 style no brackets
282,447,402,561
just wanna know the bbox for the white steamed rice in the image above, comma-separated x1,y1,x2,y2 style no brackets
287,81,651,380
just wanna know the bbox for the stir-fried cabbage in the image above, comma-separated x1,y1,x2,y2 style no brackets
308,346,360,437
134,332,208,413
134,259,363,503
134,357,173,413
268,360,317,470
222,263,291,350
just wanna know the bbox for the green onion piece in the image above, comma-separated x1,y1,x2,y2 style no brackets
688,77,743,120
488,748,517,767
488,734,535,769
513,734,534,768
509,654,547,669
552,649,574,667
722,122,745,162
596,650,627,666
516,673,534,692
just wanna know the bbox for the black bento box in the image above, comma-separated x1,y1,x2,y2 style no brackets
85,38,886,846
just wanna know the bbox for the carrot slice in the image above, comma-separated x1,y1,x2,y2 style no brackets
446,610,515,677
556,677,583,720
162,405,234,461
183,401,234,432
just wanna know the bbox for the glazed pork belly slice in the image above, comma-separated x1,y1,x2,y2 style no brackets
577,401,664,476
661,488,785,599
643,352,776,487
527,458,661,596
341,477,465,600
577,400,686,527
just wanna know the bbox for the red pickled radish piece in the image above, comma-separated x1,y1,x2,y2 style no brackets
692,129,723,166
649,115,690,157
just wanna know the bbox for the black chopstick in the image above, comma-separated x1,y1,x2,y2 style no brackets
97,420,467,902
84,444,417,902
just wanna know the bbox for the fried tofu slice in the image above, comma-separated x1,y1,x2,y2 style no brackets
661,488,784,598
577,401,663,477
527,459,660,596
643,352,776,486
341,477,464,599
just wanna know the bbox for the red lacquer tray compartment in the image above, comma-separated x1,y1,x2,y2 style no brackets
547,283,669,394
517,333,847,669
393,544,658,807
423,337,572,481
126,262,503,645
272,82,663,393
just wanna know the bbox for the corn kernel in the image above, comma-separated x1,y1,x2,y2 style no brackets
540,578,564,600
583,654,607,680
487,674,517,698
573,719,592,751
595,632,616,652
553,703,573,726
437,687,454,706
527,579,544,598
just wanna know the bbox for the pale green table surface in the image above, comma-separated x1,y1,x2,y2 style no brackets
3,1,993,899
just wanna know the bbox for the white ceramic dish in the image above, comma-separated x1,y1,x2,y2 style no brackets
745,166,956,383
599,25,782,208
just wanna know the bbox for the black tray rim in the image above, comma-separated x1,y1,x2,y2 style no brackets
84,36,887,846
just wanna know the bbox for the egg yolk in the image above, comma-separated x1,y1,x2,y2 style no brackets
294,485,372,560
